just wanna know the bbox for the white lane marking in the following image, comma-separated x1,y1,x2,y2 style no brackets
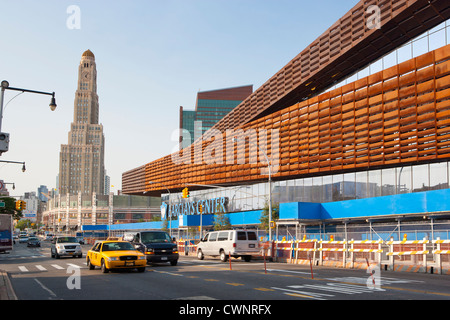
34,278,57,298
51,264,65,270
35,265,47,271
18,266,29,272
266,268,313,275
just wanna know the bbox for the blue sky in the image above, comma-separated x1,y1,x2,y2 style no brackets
0,0,358,197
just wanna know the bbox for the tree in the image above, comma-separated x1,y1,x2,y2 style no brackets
0,197,23,220
259,200,279,232
15,219,32,231
213,212,231,231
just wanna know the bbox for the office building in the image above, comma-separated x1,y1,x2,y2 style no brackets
179,85,253,148
58,50,106,195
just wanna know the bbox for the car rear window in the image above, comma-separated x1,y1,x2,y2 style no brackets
237,232,247,240
247,232,257,240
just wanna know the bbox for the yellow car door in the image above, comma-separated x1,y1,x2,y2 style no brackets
91,242,102,266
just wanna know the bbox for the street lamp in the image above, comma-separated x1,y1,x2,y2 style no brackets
0,160,26,172
0,80,57,137
232,137,273,242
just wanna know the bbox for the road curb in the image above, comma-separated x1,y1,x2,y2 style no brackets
0,270,17,300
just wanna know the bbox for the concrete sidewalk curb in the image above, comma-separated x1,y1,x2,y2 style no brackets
0,270,17,300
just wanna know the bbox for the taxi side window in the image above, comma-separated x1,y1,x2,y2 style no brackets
93,243,101,252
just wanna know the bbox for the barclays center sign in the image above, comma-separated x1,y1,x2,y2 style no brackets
161,197,229,218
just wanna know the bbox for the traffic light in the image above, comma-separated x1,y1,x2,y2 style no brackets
15,200,21,210
182,187,189,198
21,200,26,210
198,204,203,214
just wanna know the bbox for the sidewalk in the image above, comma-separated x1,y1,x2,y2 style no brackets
0,270,17,300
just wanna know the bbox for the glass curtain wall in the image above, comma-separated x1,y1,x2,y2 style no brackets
166,161,450,213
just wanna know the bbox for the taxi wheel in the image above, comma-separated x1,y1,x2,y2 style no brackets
137,267,145,273
101,259,109,273
87,258,95,270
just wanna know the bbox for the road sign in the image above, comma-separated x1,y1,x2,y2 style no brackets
0,201,5,207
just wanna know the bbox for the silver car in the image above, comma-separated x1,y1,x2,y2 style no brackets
51,236,82,258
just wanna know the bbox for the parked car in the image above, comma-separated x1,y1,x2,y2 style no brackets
27,237,41,247
196,230,260,262
51,236,83,258
123,231,179,266
18,235,29,243
86,239,146,273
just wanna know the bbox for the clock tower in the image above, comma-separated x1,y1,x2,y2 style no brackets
58,50,106,195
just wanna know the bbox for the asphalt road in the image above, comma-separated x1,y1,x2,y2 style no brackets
1,240,449,309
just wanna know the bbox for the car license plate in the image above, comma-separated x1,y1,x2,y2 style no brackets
125,261,134,266
249,244,255,248
161,257,168,261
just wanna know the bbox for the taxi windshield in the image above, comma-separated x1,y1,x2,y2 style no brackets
141,232,172,243
102,242,135,251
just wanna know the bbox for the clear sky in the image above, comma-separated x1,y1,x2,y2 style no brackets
0,0,358,197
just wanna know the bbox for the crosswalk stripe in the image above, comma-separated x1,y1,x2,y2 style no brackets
18,266,28,272
36,265,47,271
51,264,65,270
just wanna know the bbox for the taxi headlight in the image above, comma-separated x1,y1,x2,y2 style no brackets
138,256,146,260
107,257,119,261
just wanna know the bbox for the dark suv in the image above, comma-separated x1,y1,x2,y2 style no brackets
124,231,179,266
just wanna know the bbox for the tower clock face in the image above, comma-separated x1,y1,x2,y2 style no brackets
82,71,91,80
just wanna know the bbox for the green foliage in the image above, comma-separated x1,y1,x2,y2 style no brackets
15,219,32,230
213,212,231,231
259,200,279,232
0,197,22,220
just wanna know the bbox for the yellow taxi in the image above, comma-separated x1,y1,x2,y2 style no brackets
86,238,146,273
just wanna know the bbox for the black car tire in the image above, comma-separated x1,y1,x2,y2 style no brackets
197,249,204,260
101,259,109,273
220,250,228,262
170,260,178,266
87,258,95,270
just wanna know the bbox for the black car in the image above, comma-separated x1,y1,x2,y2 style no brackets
124,231,179,266
27,237,41,247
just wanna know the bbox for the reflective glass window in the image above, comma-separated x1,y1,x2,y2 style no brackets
355,171,368,199
304,178,313,202
343,173,356,200
382,168,396,196
412,164,429,192
323,175,333,203
312,177,322,202
332,174,344,201
397,166,412,194
430,162,448,190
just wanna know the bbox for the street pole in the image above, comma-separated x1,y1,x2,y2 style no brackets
0,80,57,132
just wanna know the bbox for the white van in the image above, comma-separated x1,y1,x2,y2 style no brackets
196,230,260,262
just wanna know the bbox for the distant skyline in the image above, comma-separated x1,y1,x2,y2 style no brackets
0,0,358,197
